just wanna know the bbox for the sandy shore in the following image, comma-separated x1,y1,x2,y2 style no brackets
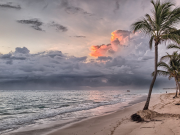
8,92,180,135
46,93,180,135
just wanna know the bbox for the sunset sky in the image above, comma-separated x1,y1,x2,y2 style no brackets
0,0,179,90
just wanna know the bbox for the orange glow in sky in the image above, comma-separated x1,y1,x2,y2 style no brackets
89,46,103,57
89,30,130,58
111,31,129,45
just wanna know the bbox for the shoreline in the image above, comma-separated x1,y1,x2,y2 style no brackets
47,95,153,135
6,94,149,135
48,92,180,135
7,92,179,135
46,95,149,135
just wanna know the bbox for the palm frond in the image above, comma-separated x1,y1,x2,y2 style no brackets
145,14,155,31
149,36,154,50
167,44,180,49
162,7,180,29
152,70,170,77
160,53,170,61
131,18,152,34
161,33,180,44
157,61,171,71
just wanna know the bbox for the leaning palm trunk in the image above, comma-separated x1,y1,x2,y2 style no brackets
174,77,180,96
175,77,180,97
175,87,178,97
143,44,158,110
174,81,178,98
177,80,180,95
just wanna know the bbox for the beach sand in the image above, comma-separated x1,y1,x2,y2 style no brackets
8,93,180,135
47,93,180,135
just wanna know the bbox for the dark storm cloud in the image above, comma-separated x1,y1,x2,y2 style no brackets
0,74,173,90
70,56,87,62
97,56,112,61
49,22,68,32
6,60,13,65
106,56,126,67
0,53,12,59
0,2,21,10
17,19,43,31
3,75,134,88
0,40,174,90
19,66,45,73
47,51,63,58
0,29,173,90
15,47,30,54
0,53,26,60
0,47,30,62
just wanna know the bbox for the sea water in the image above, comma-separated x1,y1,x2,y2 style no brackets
0,89,172,134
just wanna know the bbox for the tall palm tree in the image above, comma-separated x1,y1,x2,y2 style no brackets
131,0,180,110
154,52,180,97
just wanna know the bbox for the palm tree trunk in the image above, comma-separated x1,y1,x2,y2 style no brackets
176,78,180,96
143,44,158,110
179,84,180,95
174,80,178,98
175,88,178,97
178,82,180,95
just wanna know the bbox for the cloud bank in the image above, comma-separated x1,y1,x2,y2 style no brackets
0,31,175,90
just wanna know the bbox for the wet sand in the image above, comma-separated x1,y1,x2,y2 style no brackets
8,93,180,135
47,93,180,135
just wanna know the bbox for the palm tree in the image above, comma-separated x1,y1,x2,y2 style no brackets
154,52,180,97
167,44,180,95
131,0,180,110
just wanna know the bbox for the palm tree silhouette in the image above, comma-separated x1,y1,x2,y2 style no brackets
131,0,180,110
153,52,180,98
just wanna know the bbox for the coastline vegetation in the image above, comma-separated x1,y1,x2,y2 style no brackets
131,0,180,110
153,51,180,98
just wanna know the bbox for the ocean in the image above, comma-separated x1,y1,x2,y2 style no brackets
0,89,172,134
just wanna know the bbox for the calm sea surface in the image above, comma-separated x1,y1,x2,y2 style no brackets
0,89,172,134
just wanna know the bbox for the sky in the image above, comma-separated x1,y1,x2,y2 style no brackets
0,0,179,90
